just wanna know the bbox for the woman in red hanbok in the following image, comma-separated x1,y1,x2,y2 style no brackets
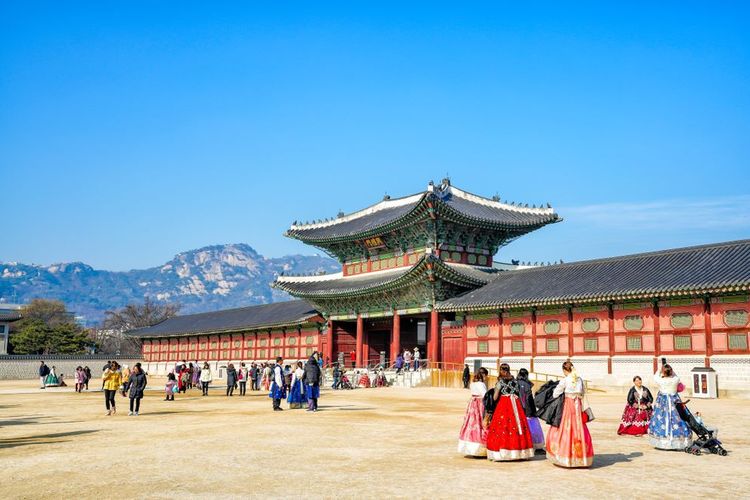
458,367,489,457
617,375,653,436
486,364,534,461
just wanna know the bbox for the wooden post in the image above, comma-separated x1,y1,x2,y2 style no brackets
429,309,439,364
356,314,364,368
567,307,574,358
498,311,504,359
704,298,713,367
326,320,334,364
653,301,661,372
608,303,615,374
391,311,401,365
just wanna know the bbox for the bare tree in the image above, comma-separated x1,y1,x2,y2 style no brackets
97,298,181,355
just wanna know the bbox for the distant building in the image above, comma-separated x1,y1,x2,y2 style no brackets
0,304,23,355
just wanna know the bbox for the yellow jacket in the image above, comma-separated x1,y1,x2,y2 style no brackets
102,369,122,391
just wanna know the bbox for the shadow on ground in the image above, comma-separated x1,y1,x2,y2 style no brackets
0,430,99,449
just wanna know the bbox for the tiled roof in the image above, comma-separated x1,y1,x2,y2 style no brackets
438,239,750,311
126,300,320,338
274,256,497,297
285,182,559,242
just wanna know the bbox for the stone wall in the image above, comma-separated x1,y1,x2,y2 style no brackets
0,356,143,380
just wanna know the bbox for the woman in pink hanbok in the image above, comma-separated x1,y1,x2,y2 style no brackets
545,361,594,468
458,367,489,457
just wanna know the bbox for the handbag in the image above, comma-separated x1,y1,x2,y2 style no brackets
583,393,595,422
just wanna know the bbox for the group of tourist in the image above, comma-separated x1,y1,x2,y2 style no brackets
99,360,148,416
394,347,423,373
38,361,70,388
458,357,702,467
458,360,593,466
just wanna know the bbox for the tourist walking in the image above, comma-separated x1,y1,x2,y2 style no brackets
199,362,212,395
226,363,237,397
332,363,342,389
179,365,189,393
395,354,404,374
128,363,147,416
617,375,654,436
83,366,91,390
648,360,692,449
413,347,421,370
39,361,50,389
462,364,470,389
102,361,122,416
403,349,412,371
269,357,286,411
303,352,322,412
75,366,85,393
250,363,259,391
545,361,594,468
517,368,545,451
486,363,534,461
165,372,177,401
238,363,248,396
458,367,489,457
262,363,272,391
287,361,307,409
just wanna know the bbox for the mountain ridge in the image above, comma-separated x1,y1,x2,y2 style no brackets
0,243,339,325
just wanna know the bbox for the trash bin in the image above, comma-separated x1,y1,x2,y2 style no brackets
690,367,718,399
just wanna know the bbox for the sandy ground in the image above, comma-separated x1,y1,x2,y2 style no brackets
1,378,748,499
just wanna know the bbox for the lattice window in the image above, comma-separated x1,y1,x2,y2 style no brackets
306,336,315,345
671,313,693,329
273,348,281,357
222,341,229,348
273,337,282,346
306,347,314,356
259,349,266,358
477,255,487,266
626,336,642,351
246,339,254,347
451,252,461,262
467,254,477,265
624,315,644,331
260,339,268,347
476,324,490,337
477,341,489,353
674,335,692,350
728,334,748,350
234,341,241,348
510,322,525,335
584,338,598,351
724,310,749,327
511,340,524,352
408,254,418,265
546,339,559,352
288,348,297,357
582,318,600,333
544,320,561,334
372,261,381,271
288,337,297,345
246,350,252,357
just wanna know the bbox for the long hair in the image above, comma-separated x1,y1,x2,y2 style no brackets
473,367,489,383
562,360,578,384
662,364,674,377
499,363,513,381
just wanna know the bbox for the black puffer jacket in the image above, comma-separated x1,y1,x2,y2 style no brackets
517,377,537,418
303,356,321,386
128,371,148,399
534,380,564,427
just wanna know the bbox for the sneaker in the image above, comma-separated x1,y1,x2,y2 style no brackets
128,411,134,416
105,410,111,416
134,412,139,416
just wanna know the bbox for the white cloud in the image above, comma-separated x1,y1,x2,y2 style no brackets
560,195,750,231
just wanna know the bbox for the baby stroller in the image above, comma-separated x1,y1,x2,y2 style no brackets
339,374,354,390
676,400,727,456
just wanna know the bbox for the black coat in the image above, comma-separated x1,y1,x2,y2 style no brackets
462,366,470,382
517,378,537,418
303,357,322,386
39,364,50,377
534,380,564,427
128,371,147,399
226,368,237,386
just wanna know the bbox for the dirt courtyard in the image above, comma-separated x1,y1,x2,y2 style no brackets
1,379,748,499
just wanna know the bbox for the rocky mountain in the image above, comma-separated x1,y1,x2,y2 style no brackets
0,244,339,325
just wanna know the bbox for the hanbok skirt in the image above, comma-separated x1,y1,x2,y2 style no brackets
527,417,545,450
458,395,487,457
268,382,286,400
305,383,320,399
486,395,534,461
287,381,307,408
648,393,692,450
359,374,371,388
262,376,270,391
546,395,594,468
617,404,652,436
44,374,59,386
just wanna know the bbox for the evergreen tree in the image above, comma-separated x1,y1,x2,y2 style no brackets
10,300,92,355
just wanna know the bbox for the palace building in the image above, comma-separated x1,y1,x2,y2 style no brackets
130,179,750,390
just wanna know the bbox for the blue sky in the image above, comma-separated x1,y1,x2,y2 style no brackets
1,2,749,271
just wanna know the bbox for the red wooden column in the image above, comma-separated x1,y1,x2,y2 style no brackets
497,312,504,359
653,301,661,372
703,298,713,367
355,314,364,368
567,307,574,357
530,308,537,373
391,311,401,365
608,304,615,374
326,320,334,364
429,309,439,364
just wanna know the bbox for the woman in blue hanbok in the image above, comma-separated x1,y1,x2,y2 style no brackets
287,361,308,409
648,362,692,450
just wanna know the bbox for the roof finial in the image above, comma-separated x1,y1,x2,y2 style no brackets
492,193,500,202
383,192,391,200
337,210,344,218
